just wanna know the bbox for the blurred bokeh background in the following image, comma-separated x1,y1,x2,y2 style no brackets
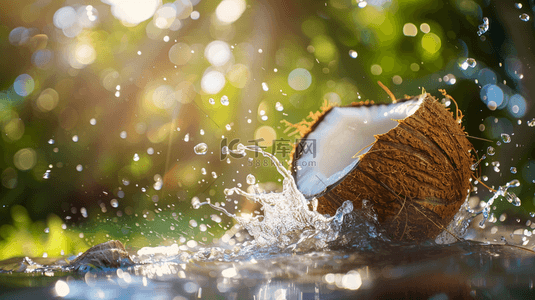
1,0,534,259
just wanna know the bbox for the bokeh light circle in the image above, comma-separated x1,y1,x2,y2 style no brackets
205,41,232,67
288,68,312,91
13,148,37,171
53,6,77,29
508,94,527,118
201,70,226,94
13,74,35,97
168,43,192,65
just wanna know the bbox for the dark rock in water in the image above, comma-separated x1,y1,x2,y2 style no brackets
69,240,134,270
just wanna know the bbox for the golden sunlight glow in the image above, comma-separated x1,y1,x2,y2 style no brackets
104,0,161,26
74,43,96,66
215,0,246,24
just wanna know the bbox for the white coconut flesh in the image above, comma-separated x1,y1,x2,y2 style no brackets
295,96,425,198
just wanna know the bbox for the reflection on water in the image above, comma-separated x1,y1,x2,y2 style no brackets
1,240,535,299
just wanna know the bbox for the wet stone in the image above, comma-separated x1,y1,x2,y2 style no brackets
69,240,134,271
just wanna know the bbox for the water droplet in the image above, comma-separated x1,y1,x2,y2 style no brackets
90,118,96,125
120,131,127,139
76,164,83,171
147,147,154,155
262,82,269,91
44,227,49,233
48,139,55,144
141,187,146,192
477,17,489,36
225,124,231,131
200,129,205,135
528,118,535,127
137,51,141,55
520,13,530,21
261,115,268,121
115,91,120,97
516,3,522,9
501,133,511,143
133,153,140,161
209,98,215,105
487,146,495,156
356,0,367,8
275,102,284,111
460,58,477,70
220,95,229,106
224,188,234,196
194,143,208,155
201,168,207,175
72,135,79,142
122,178,130,185
110,199,119,208
189,219,198,227
510,167,517,174
153,178,163,190
246,174,256,185
221,146,229,155
43,170,51,179
211,171,217,178
349,50,358,58
184,133,190,142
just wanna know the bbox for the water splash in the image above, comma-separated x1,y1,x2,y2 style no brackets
195,144,357,251
477,179,522,228
477,17,489,36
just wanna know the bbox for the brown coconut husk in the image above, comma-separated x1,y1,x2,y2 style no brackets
285,93,474,242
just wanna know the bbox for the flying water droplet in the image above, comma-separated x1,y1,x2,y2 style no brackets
194,143,208,155
43,170,51,179
225,124,231,131
208,98,215,105
349,50,358,58
487,146,495,156
220,95,229,106
90,118,96,125
528,118,535,127
110,199,119,208
191,196,200,209
153,178,163,190
201,168,206,175
72,135,79,142
520,13,530,21
211,171,217,178
133,153,140,161
184,133,190,142
275,102,284,111
515,3,522,9
262,82,269,91
460,58,477,70
48,139,55,144
246,174,256,185
200,129,204,135
510,167,517,174
477,17,489,36
501,133,511,143
76,164,83,171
